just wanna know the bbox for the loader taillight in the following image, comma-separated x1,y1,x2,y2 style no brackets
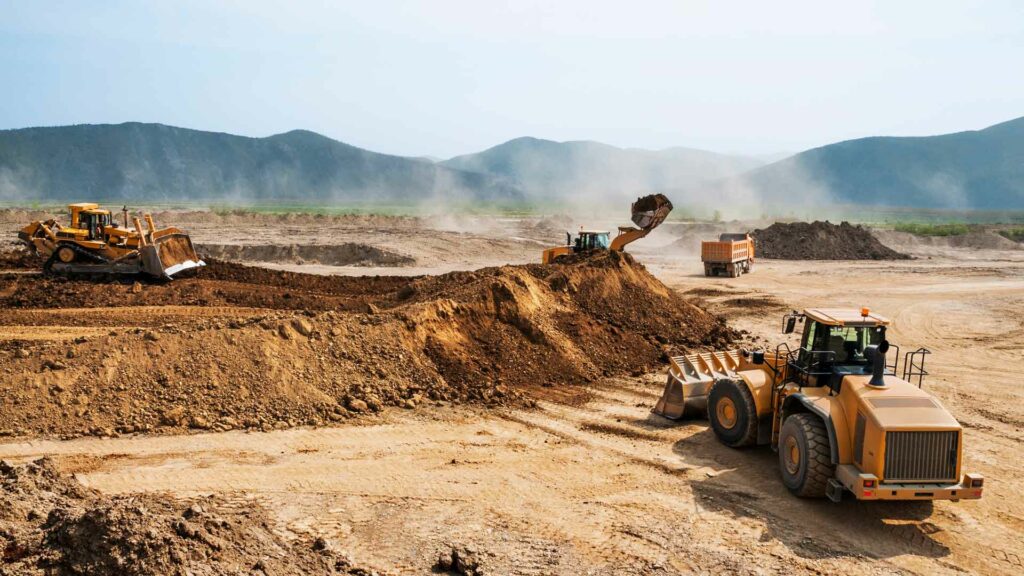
971,478,984,488
863,479,875,488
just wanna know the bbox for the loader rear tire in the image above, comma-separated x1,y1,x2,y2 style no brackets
779,413,834,498
708,378,758,447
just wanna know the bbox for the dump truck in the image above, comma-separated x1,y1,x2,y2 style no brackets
542,194,673,264
701,233,754,277
653,308,983,502
19,203,204,279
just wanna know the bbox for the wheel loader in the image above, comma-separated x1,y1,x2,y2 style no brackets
653,308,984,502
541,194,673,264
18,203,204,279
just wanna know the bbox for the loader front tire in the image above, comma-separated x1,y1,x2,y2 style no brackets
708,378,758,447
778,413,834,498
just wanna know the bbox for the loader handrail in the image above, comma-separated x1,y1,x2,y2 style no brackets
787,348,836,390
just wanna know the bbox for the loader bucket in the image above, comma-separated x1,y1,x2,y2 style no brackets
142,232,205,278
630,194,673,231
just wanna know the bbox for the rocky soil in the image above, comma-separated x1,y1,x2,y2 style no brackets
0,458,377,576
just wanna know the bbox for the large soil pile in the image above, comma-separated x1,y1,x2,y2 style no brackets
0,251,733,438
752,221,909,260
0,458,375,575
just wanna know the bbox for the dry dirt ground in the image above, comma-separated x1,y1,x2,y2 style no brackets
1,211,1022,575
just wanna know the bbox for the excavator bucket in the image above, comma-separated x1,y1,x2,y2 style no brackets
630,194,673,231
142,231,205,278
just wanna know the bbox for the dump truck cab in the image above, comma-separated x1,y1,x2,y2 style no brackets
653,307,984,503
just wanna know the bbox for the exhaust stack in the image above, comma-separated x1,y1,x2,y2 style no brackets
865,340,890,386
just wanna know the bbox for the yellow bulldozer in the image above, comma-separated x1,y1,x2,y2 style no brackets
541,194,673,264
654,308,983,502
19,203,204,279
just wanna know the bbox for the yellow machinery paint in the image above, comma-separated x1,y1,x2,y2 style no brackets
653,308,983,502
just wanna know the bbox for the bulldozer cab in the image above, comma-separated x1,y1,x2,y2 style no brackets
787,308,889,385
77,210,112,240
574,230,610,251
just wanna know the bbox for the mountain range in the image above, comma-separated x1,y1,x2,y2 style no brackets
717,116,1024,210
1,117,1022,210
0,123,519,204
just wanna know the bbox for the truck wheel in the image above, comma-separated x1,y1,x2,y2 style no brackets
778,414,835,498
708,379,758,447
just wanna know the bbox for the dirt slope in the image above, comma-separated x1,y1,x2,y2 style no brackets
0,251,732,439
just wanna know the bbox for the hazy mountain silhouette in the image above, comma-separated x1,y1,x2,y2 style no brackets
0,123,521,204
442,137,762,201
721,116,1024,209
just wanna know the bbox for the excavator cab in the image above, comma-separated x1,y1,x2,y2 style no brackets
574,230,610,251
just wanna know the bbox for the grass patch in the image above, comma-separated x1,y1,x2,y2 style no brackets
892,222,975,236
999,227,1024,243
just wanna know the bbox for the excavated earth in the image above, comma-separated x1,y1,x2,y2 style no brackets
752,221,910,260
0,458,377,576
0,249,732,439
196,243,416,267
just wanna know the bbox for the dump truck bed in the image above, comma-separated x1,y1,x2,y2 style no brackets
701,240,752,264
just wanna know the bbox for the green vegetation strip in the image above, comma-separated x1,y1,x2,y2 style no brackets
999,227,1024,243
892,223,975,236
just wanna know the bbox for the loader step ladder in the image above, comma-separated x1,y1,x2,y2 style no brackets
653,350,742,420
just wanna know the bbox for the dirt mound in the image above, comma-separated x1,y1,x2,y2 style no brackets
0,458,376,575
871,228,1023,251
0,248,41,270
752,221,909,260
0,252,733,438
197,243,415,267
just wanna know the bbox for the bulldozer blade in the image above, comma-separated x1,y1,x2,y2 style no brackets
143,233,205,278
630,194,673,230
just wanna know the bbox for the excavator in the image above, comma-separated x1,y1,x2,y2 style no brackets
19,203,204,279
541,194,673,264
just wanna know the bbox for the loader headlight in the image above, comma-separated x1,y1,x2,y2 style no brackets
971,478,984,488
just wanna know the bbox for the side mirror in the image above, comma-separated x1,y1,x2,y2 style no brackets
784,316,797,334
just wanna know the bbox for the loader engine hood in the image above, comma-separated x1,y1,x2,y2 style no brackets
845,374,960,429
845,374,962,483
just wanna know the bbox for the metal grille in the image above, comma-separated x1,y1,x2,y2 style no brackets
884,431,958,483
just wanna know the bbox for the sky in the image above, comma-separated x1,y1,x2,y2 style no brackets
1,1,1022,159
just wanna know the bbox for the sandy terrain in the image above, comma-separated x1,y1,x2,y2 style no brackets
1,210,1022,574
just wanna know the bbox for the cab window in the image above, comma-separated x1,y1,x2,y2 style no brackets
821,325,884,364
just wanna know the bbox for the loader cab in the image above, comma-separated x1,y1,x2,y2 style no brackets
574,230,610,252
788,308,889,385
